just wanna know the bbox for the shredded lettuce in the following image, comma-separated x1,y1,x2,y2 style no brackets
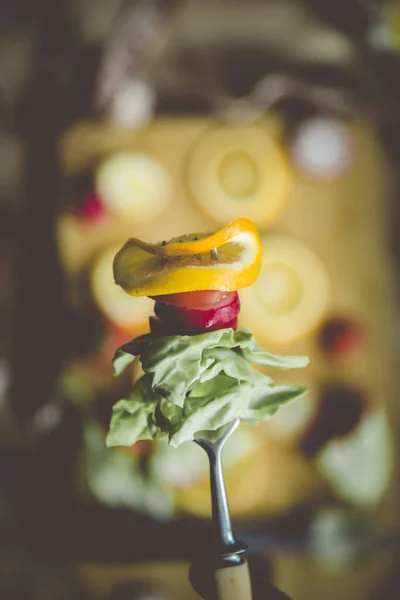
107,328,309,448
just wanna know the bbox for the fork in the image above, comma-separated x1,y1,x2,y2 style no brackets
194,418,253,600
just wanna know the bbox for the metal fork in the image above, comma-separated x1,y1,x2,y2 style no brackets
194,418,245,556
194,418,252,600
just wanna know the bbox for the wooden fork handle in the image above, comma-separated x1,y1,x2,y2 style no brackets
214,559,253,600
190,554,293,599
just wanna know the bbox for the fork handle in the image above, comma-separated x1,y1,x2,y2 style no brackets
214,559,253,600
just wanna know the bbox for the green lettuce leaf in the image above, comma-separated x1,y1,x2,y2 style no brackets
106,375,160,447
171,378,307,447
316,409,394,508
85,421,174,519
113,329,308,401
106,328,309,448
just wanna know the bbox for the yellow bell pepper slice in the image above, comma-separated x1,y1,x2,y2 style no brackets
113,218,262,297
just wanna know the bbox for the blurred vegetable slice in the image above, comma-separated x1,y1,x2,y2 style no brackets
96,151,172,221
186,123,290,226
239,234,329,344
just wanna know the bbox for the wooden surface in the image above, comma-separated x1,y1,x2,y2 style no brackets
74,554,397,600
76,563,200,600
57,113,398,519
61,115,399,599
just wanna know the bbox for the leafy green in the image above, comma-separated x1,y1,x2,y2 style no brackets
84,421,174,519
316,409,394,508
170,379,307,447
106,328,309,448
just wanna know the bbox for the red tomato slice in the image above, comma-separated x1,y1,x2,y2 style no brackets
154,293,240,332
150,290,235,309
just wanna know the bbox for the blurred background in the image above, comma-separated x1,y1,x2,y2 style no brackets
1,0,400,598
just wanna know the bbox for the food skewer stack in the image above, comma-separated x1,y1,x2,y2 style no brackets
105,220,309,598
